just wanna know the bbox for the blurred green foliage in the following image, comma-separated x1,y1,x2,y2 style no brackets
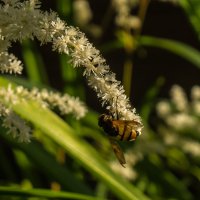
0,0,200,200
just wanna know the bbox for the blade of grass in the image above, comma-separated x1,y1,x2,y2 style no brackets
22,40,49,84
139,35,200,68
101,35,200,69
0,186,101,200
140,77,165,122
0,77,149,200
1,132,93,194
179,0,200,39
11,101,149,200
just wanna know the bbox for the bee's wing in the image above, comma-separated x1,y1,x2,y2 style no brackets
109,137,126,167
112,119,141,129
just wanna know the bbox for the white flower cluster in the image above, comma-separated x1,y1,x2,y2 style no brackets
156,85,200,158
0,0,143,133
112,0,141,30
163,131,200,157
3,109,32,143
0,97,31,143
0,84,87,142
156,85,200,131
36,1,142,128
191,85,200,115
170,85,188,112
0,52,22,74
0,84,87,119
0,0,42,73
51,20,142,128
29,87,87,119
72,0,101,38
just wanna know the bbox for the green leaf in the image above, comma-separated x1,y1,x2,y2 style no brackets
21,40,49,84
0,186,101,200
11,101,149,200
179,0,200,40
0,76,149,200
101,35,200,69
1,132,93,194
140,77,165,122
0,76,149,199
139,36,200,69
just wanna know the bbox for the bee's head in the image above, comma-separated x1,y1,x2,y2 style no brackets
129,130,141,141
136,130,141,138
98,114,112,127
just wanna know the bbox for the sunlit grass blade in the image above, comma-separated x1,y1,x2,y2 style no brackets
0,78,148,200
179,0,200,39
139,36,200,68
0,77,149,200
0,186,101,200
22,40,49,84
11,101,149,200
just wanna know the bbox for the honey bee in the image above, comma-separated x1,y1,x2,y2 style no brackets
98,113,141,167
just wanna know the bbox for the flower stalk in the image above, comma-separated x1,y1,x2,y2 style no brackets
0,0,143,140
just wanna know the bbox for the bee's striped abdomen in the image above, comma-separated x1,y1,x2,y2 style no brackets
120,123,127,141
127,131,133,141
114,122,128,141
114,122,137,141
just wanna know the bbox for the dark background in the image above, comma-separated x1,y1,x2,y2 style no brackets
86,0,200,110
18,0,200,112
